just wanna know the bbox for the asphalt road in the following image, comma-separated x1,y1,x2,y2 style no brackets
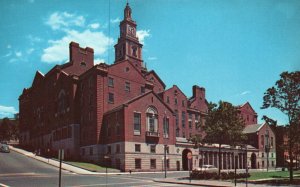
0,150,191,187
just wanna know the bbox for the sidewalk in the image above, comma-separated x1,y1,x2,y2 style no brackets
154,178,269,187
10,146,102,175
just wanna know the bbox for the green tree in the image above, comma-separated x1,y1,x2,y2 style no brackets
204,101,246,176
261,71,300,182
0,118,12,141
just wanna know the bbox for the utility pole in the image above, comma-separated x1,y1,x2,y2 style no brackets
58,149,64,187
164,145,168,178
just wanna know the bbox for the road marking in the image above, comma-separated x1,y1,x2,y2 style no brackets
0,183,10,187
0,173,36,177
68,181,153,187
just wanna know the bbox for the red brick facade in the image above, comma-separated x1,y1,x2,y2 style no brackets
19,3,208,170
19,3,275,171
237,102,258,126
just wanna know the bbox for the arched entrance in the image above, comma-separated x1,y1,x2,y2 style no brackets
251,153,257,169
182,149,192,170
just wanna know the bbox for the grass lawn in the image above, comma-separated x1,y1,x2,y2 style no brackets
65,161,120,172
247,170,300,181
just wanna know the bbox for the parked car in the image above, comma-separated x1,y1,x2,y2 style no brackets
0,144,10,153
194,165,218,172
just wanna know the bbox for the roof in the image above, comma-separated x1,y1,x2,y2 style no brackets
104,91,174,115
243,124,263,134
145,70,166,89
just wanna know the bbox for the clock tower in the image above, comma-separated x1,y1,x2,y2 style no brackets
114,3,144,71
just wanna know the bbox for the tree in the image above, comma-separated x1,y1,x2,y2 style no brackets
0,118,12,141
204,101,246,176
261,71,300,182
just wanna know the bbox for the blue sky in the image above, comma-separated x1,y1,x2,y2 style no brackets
0,0,299,125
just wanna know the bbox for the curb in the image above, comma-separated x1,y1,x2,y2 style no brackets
153,179,232,187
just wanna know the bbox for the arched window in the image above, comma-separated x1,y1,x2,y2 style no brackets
58,90,67,114
146,107,158,134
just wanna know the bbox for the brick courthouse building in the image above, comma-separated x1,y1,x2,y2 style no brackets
19,3,275,171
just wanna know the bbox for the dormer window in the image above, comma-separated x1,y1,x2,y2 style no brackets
80,61,86,67
132,46,137,57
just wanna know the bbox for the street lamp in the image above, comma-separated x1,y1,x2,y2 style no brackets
241,144,248,187
265,130,270,172
234,150,238,187
164,145,168,178
104,155,110,187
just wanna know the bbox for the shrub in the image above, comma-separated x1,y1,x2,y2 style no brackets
191,170,251,180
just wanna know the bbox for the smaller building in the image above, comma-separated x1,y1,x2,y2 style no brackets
243,122,276,169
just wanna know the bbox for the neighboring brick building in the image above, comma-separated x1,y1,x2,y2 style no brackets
19,3,274,171
243,123,276,169
237,102,258,126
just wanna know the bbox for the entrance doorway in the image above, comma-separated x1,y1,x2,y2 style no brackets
251,153,257,169
182,149,192,170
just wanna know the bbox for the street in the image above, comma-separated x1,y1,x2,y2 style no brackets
0,150,191,187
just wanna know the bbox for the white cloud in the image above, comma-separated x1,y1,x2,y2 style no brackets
46,12,85,30
137,30,150,44
89,23,100,29
27,35,42,43
240,91,251,96
2,52,12,58
15,51,22,57
27,48,35,54
148,56,157,61
94,58,106,65
110,17,121,24
41,29,113,64
0,105,17,118
7,45,11,49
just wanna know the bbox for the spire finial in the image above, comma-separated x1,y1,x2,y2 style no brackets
124,0,132,20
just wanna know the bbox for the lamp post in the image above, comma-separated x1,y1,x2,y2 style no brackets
104,155,110,187
164,145,168,178
234,150,238,187
265,130,270,172
241,144,248,187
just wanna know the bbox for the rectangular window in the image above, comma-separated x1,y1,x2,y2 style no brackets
262,153,264,157
116,144,120,153
271,137,274,147
108,77,114,87
261,135,264,147
150,145,156,153
167,159,170,169
107,145,111,154
189,121,192,129
150,159,156,169
182,131,185,138
116,158,121,169
174,98,178,105
163,117,169,138
166,96,170,104
176,129,179,137
125,82,130,92
141,86,145,94
182,111,186,128
108,93,114,103
116,124,120,135
134,113,141,135
182,100,185,107
272,161,274,167
135,159,141,169
89,147,93,155
135,144,141,152
262,161,265,168
175,110,178,127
